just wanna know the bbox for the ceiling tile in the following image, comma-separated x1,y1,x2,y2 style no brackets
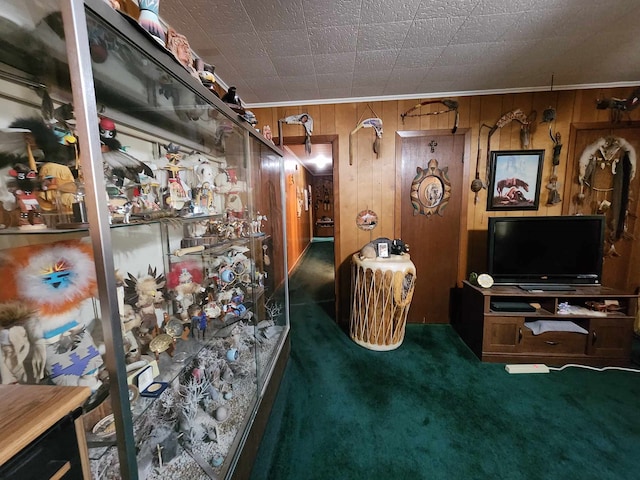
356,21,412,51
260,30,312,56
404,17,466,48
308,25,358,54
318,87,352,99
434,43,492,67
232,56,277,77
352,70,390,87
272,56,316,76
354,50,400,71
472,0,543,15
286,86,322,101
280,75,318,89
241,0,306,32
313,52,356,74
450,13,520,44
360,0,422,24
211,32,268,58
395,46,444,69
302,0,361,27
414,0,478,19
316,73,353,89
189,0,253,35
351,85,387,97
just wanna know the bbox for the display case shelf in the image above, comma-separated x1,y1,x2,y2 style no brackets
0,1,289,478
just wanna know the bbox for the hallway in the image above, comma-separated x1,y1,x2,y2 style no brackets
288,238,336,317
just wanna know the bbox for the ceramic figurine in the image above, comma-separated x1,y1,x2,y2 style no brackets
138,0,165,45
166,28,198,78
99,117,154,186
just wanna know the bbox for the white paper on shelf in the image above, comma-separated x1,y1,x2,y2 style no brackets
524,320,589,335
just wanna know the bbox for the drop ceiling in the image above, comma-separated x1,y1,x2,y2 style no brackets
160,0,640,108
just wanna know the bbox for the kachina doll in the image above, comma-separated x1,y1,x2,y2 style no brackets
188,304,208,340
0,240,102,390
167,261,205,320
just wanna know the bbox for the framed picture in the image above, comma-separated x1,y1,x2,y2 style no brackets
487,150,544,211
377,241,389,258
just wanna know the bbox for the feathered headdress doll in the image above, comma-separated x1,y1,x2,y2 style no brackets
0,239,102,390
0,240,97,318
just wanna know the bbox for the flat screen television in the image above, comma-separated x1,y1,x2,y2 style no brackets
487,215,605,286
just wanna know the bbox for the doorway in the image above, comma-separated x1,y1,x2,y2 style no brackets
286,143,335,240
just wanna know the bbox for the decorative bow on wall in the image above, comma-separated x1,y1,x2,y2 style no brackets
278,113,313,155
400,99,459,134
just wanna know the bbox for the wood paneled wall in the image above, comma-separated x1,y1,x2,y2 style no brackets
253,87,640,324
282,146,313,273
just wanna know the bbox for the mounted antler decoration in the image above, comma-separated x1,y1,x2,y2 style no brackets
400,99,459,134
596,86,640,123
278,113,313,155
349,104,383,166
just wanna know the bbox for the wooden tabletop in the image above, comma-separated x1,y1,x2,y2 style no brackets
0,384,90,465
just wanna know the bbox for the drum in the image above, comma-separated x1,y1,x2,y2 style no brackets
350,253,416,351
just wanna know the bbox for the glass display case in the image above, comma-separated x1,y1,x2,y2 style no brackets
0,1,289,479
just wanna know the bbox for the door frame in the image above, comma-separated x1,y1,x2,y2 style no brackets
280,134,340,318
394,129,472,286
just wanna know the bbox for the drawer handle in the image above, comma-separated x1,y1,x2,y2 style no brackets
518,327,523,343
592,331,597,345
544,341,559,346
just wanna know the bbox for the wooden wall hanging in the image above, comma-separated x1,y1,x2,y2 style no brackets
349,104,383,165
278,113,313,154
410,158,451,217
577,135,636,256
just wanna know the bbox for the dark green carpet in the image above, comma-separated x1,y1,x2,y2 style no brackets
250,240,640,480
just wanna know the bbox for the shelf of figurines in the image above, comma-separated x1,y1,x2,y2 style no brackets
85,296,287,479
84,280,286,475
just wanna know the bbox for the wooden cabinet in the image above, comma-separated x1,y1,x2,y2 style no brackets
453,281,637,365
0,385,91,479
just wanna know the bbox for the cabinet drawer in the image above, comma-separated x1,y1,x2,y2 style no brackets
521,330,587,354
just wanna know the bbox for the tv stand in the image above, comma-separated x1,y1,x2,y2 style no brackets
518,284,576,292
453,281,638,366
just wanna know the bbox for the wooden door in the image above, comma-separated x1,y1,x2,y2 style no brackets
398,131,467,323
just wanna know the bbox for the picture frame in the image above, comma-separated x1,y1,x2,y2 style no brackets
377,241,389,258
487,150,544,211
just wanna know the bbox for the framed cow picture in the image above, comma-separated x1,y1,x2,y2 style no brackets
487,150,544,211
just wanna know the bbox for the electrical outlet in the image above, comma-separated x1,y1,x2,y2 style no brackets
505,364,550,374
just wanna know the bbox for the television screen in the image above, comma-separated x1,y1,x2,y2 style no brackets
487,215,605,286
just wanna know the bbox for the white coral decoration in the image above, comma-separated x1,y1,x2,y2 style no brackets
265,301,283,320
179,376,211,446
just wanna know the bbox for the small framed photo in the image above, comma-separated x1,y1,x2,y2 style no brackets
487,150,544,211
377,242,389,258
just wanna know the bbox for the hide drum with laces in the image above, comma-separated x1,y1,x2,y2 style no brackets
350,254,416,351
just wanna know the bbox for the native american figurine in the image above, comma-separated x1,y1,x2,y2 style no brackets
0,240,102,390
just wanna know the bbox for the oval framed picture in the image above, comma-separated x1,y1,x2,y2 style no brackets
356,209,378,231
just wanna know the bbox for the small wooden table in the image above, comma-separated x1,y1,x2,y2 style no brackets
0,384,91,479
